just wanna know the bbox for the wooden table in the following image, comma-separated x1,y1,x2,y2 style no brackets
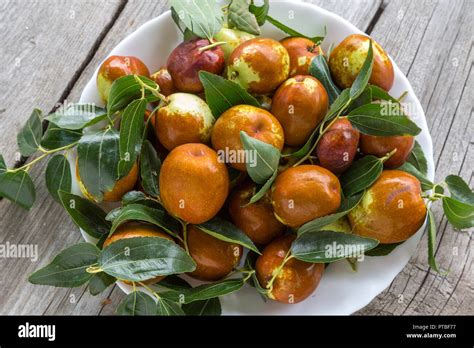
0,0,472,315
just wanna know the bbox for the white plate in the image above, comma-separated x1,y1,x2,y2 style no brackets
78,0,434,315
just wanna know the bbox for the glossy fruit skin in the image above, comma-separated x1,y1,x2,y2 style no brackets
186,225,242,281
315,118,360,174
211,105,284,171
227,38,290,94
159,143,229,224
360,134,414,168
214,27,255,60
228,181,285,245
167,38,225,94
155,93,215,151
103,222,174,284
97,55,150,104
329,34,394,91
280,37,324,77
150,68,176,96
76,160,139,202
348,170,427,243
256,234,325,304
271,165,341,228
271,75,329,146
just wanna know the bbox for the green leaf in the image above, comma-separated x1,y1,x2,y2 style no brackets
265,15,324,44
99,237,196,281
197,216,260,254
365,242,402,256
348,103,422,136
369,84,399,103
156,298,185,316
157,275,192,291
406,140,428,176
228,0,260,35
28,243,100,287
445,175,474,205
397,162,433,192
45,104,107,130
41,122,82,150
350,40,374,99
17,109,43,156
118,99,147,177
442,197,474,230
58,191,111,239
347,87,372,113
182,298,221,316
291,231,379,263
199,71,260,118
240,131,280,185
121,190,148,205
169,0,223,40
297,193,363,236
0,169,36,209
116,291,157,315
77,128,120,201
107,75,158,115
249,0,269,26
340,155,383,197
0,155,6,172
109,203,180,238
140,140,161,197
89,272,116,295
45,155,72,202
161,279,244,304
426,209,444,273
248,168,278,205
309,55,340,104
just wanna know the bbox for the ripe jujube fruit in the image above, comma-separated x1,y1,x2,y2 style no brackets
150,67,176,96
315,118,360,174
256,234,325,304
155,93,215,151
228,181,285,246
167,38,225,93
271,165,341,228
185,225,242,281
271,75,329,146
159,143,229,224
227,38,290,94
211,105,284,171
359,134,414,168
97,55,150,103
280,37,324,77
76,160,139,202
103,222,174,285
348,170,427,243
329,34,394,91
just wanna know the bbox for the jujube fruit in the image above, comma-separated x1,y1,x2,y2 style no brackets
271,165,341,228
256,234,325,304
271,75,329,146
348,170,427,243
359,134,414,168
315,118,360,174
159,143,229,224
227,38,290,94
155,93,215,151
185,225,242,281
97,55,150,103
167,38,225,93
329,34,394,91
280,37,324,77
228,181,285,245
211,105,284,171
214,27,255,60
150,67,176,96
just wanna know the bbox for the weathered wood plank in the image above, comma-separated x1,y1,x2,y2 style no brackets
0,0,124,166
355,0,473,315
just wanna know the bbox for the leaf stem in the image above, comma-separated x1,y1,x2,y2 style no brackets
181,221,189,254
133,75,168,104
138,281,162,300
198,41,226,52
265,249,293,293
86,265,103,274
380,148,397,163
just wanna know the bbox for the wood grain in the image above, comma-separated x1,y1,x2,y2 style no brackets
0,0,471,316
